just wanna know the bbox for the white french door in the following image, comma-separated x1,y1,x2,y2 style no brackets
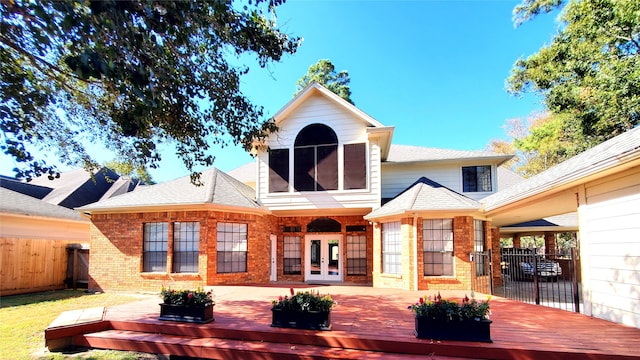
305,235,342,282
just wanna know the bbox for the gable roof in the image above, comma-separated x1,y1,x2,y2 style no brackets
483,126,640,212
1,167,142,209
78,167,260,213
0,187,86,222
365,177,481,220
384,145,513,165
272,82,395,160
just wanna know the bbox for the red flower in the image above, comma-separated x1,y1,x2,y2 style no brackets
419,297,424,304
463,295,470,303
278,295,283,301
187,292,193,299
290,287,295,296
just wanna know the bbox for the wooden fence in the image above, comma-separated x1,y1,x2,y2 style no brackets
0,238,79,296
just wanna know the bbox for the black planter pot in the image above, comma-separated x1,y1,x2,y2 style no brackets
414,317,492,343
159,303,214,323
271,309,332,330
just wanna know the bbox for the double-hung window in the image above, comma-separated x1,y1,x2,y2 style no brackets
143,222,168,272
346,234,367,275
382,222,401,275
474,219,487,276
462,165,492,192
217,223,248,273
283,236,302,275
173,222,199,273
423,219,453,276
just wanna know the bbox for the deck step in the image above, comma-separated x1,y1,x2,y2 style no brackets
77,330,451,360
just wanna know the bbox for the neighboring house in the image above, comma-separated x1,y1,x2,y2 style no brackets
0,188,89,295
483,126,640,328
0,167,142,209
0,167,143,295
79,82,513,293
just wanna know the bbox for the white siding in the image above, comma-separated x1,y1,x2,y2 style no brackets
381,161,500,201
257,93,380,211
581,166,640,328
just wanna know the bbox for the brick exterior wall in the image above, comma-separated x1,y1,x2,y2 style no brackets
88,211,372,292
88,208,496,293
88,210,274,293
372,215,496,291
272,215,372,285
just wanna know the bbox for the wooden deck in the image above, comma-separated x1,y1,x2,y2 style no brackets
45,285,640,360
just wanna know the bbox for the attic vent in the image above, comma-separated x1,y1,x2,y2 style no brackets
307,218,341,233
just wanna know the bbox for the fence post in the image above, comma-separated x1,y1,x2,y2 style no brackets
488,250,493,295
533,249,540,305
572,247,580,313
72,247,79,290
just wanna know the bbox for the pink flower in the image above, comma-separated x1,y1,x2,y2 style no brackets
278,296,283,301
188,292,193,299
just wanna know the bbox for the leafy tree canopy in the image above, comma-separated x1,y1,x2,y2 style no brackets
104,159,154,185
1,0,299,183
295,59,353,104
508,0,640,161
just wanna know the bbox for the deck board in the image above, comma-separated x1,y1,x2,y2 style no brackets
46,285,640,360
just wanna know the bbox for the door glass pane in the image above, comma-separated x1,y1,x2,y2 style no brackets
310,240,321,275
328,239,339,276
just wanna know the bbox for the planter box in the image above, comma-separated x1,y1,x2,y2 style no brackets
414,317,492,342
271,309,331,330
159,303,214,323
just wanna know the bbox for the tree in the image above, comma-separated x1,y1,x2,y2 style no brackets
508,0,640,160
295,59,353,104
104,159,154,185
1,0,300,183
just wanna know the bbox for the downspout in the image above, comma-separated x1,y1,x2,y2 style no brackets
413,213,419,291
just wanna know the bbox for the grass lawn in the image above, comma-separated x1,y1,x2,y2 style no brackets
0,290,162,360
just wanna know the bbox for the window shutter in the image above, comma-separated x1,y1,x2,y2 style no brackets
344,143,366,189
268,149,289,193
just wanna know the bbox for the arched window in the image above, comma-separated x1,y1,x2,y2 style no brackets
294,124,338,191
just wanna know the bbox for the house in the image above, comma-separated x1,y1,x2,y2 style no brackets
0,188,89,295
77,82,640,329
0,167,143,209
78,82,512,293
0,167,143,295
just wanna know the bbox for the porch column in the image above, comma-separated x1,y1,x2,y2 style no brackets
544,232,556,254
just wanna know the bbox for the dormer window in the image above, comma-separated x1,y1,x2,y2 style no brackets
294,124,338,191
462,165,492,192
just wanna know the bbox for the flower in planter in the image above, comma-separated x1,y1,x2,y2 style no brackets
408,292,490,321
161,287,214,306
271,288,335,313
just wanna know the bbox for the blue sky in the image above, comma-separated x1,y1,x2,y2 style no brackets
1,1,560,183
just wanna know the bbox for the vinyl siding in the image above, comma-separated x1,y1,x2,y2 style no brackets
582,166,640,328
257,93,380,211
381,162,499,201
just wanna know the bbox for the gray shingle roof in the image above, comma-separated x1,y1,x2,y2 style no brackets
365,177,480,219
385,145,512,164
0,187,87,221
78,167,260,211
482,126,640,211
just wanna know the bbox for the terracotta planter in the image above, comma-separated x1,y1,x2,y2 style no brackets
414,317,492,342
271,309,332,330
159,303,214,323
